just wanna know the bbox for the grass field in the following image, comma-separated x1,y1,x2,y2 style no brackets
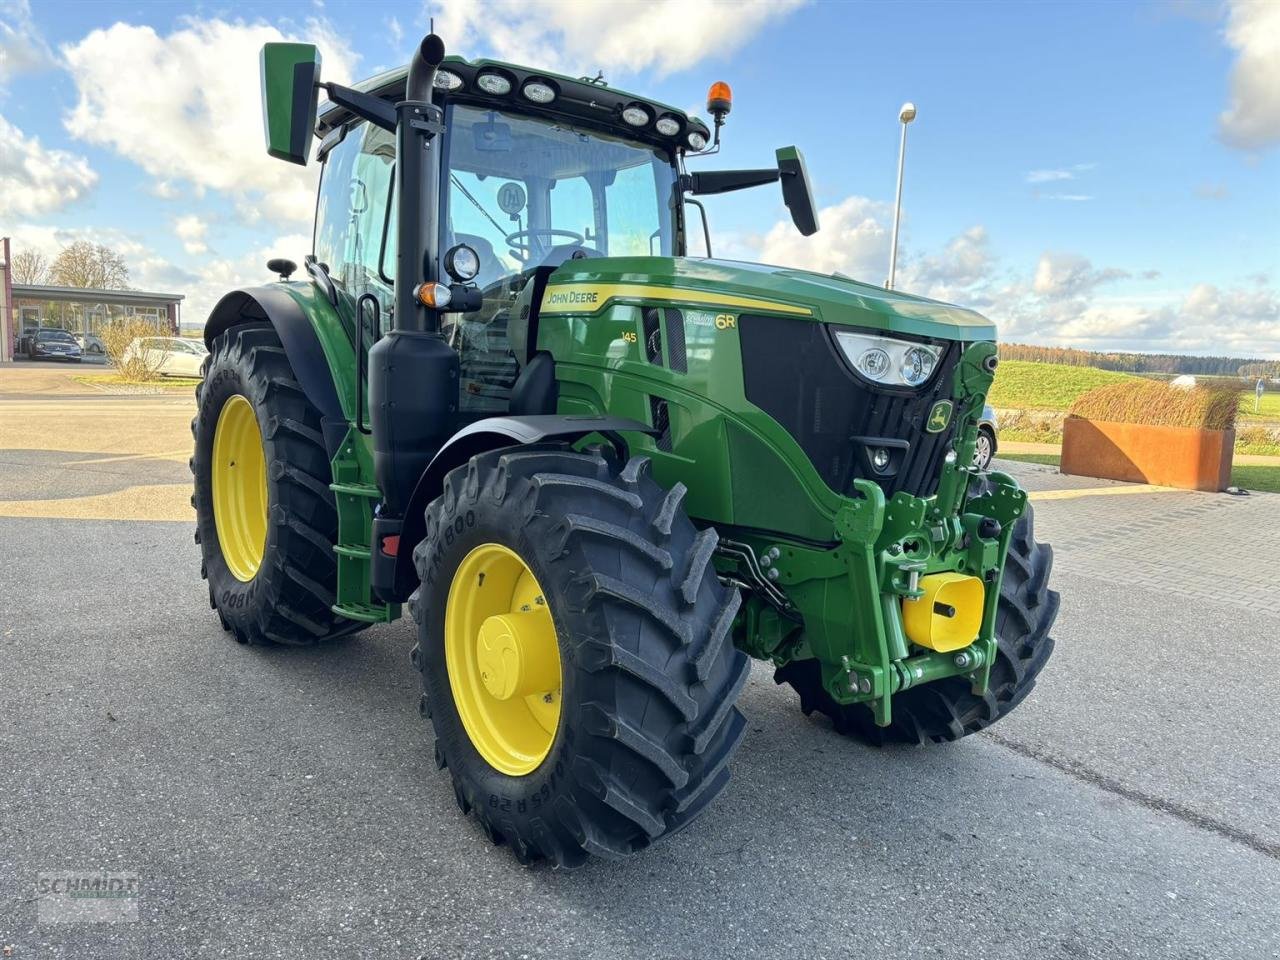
999,452,1280,494
1242,391,1280,422
991,361,1279,419
988,361,1135,410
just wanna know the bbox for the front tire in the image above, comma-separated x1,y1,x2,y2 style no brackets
191,323,362,646
412,446,750,867
775,486,1057,745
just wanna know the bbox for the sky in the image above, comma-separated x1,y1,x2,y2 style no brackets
0,0,1277,357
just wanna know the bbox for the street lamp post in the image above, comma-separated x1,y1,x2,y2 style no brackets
886,101,917,291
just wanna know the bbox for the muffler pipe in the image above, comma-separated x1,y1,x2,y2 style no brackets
406,34,445,102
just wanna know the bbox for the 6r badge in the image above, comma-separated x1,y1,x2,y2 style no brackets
926,399,953,433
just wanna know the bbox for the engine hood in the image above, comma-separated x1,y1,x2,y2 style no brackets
545,256,996,342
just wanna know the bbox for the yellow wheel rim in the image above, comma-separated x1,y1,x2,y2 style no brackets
445,543,562,776
211,394,268,582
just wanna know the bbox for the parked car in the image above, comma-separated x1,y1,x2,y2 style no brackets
76,333,106,356
25,328,83,363
974,404,999,470
121,337,210,377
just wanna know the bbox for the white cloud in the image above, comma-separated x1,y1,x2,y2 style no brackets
0,0,52,85
1025,163,1096,199
1008,260,1278,355
1038,193,1093,202
731,196,984,295
1178,281,1278,344
753,194,891,280
1032,252,1128,299
61,18,358,227
1024,162,1095,184
899,226,994,302
173,214,209,255
1026,169,1074,184
0,113,97,214
1219,0,1280,150
430,0,806,79
0,223,148,272
135,232,313,327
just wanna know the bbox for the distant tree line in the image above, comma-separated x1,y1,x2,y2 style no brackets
999,343,1280,379
9,241,130,289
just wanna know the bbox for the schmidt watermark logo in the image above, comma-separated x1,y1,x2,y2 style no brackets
37,871,140,923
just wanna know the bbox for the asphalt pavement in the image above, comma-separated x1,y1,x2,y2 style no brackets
1,382,1277,959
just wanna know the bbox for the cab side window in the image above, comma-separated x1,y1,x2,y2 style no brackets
314,121,396,319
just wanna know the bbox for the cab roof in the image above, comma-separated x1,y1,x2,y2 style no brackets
316,55,709,155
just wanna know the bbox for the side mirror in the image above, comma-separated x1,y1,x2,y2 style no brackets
777,146,819,237
260,43,322,165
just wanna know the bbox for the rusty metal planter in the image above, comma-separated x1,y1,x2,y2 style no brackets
1061,418,1234,492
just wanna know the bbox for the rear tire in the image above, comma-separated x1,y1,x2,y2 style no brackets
775,482,1057,745
192,323,363,646
412,446,750,867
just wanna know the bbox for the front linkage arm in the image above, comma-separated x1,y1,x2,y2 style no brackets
735,341,1028,727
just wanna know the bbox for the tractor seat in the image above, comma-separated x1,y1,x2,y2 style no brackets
506,265,560,416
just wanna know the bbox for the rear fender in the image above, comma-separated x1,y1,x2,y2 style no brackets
204,283,356,457
382,414,655,601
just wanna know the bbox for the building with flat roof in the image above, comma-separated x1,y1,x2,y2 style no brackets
0,236,185,362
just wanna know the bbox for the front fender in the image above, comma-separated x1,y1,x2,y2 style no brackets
204,283,356,457
383,414,654,601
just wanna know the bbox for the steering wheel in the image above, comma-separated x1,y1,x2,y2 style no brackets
504,228,585,257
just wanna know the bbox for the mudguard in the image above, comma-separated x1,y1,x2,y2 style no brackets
204,285,351,457
382,414,656,602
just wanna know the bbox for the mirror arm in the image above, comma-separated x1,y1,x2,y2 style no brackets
322,82,396,133
682,168,781,196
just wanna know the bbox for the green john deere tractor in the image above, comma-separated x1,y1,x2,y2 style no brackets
191,31,1058,867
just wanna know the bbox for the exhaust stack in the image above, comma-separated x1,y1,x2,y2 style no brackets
406,33,446,103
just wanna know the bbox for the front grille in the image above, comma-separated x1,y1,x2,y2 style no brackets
738,314,960,499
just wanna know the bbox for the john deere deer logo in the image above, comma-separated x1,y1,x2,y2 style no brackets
926,400,953,433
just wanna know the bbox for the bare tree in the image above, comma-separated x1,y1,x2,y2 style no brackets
49,240,130,290
9,249,49,285
101,318,172,381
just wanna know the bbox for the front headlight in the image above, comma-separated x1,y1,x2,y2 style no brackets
832,330,942,387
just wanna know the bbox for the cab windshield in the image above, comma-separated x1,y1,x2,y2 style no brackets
440,104,677,287
420,104,677,413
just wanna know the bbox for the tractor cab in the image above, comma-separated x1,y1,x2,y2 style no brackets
308,56,738,421
288,47,818,432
